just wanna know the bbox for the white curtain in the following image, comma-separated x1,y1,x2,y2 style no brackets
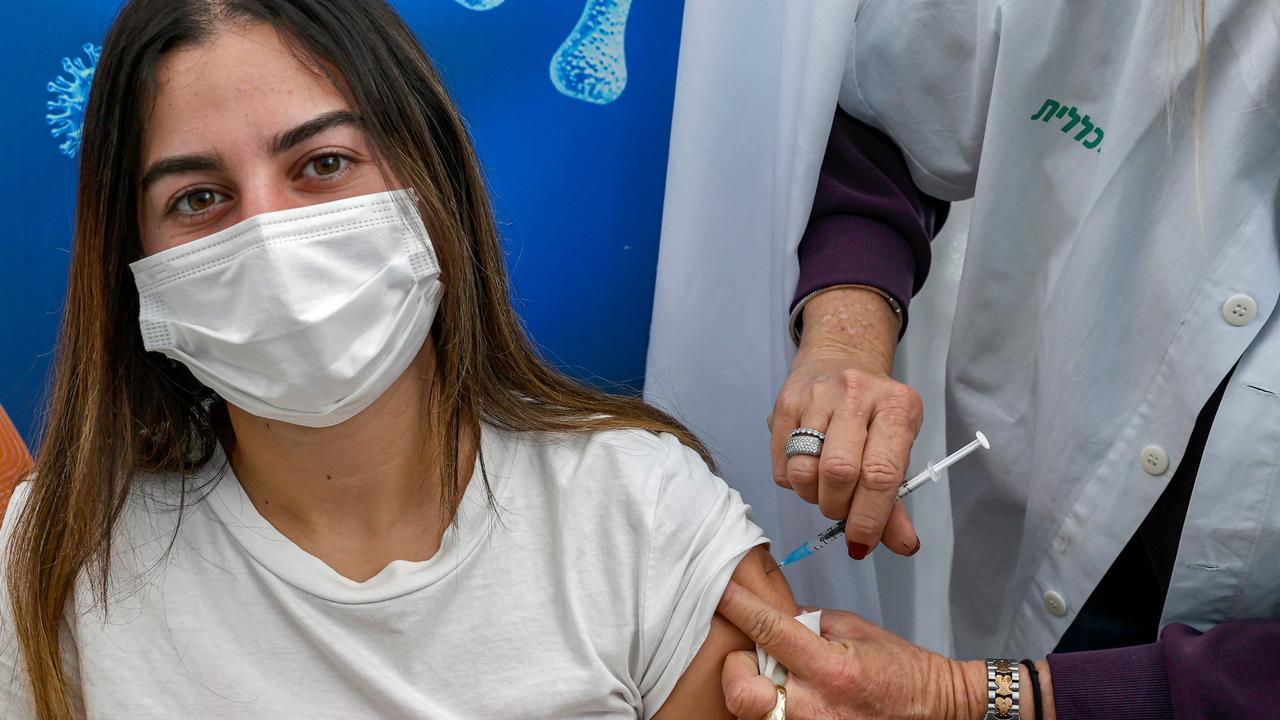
644,0,970,654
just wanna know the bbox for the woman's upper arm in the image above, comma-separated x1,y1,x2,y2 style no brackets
652,545,797,720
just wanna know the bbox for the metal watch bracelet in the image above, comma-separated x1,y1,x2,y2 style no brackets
984,659,1021,720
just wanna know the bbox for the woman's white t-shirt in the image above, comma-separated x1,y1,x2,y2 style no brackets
0,425,767,718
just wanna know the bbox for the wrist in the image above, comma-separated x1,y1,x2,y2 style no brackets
797,286,899,375
950,659,1053,720
1033,659,1055,720
1015,659,1055,720
946,659,989,720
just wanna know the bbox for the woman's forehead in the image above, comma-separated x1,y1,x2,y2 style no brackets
145,23,347,163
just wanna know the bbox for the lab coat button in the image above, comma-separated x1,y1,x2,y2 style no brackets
1222,294,1258,327
1043,591,1068,617
1140,445,1170,475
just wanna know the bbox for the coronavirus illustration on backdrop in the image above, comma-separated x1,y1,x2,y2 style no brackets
455,0,633,105
45,0,633,158
45,43,101,158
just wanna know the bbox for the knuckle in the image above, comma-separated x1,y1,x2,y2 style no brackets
876,405,914,430
837,367,866,388
844,512,887,539
789,465,820,503
818,458,859,488
829,655,862,689
774,392,804,420
859,457,904,491
787,458,819,485
722,681,753,716
883,385,924,424
887,381,919,404
838,372,867,401
820,505,847,522
904,387,925,415
747,608,787,648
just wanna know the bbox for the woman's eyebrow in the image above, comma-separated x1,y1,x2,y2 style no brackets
268,110,359,156
139,111,359,191
141,153,224,191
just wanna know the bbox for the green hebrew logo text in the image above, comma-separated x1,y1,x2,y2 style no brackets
1030,99,1104,152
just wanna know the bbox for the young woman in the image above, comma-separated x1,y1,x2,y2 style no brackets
0,1,794,717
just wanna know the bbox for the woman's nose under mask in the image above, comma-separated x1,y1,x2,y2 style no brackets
129,189,443,427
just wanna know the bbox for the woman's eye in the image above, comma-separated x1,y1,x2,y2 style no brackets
174,189,226,215
304,154,348,178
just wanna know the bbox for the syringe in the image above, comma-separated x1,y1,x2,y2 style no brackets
771,431,990,572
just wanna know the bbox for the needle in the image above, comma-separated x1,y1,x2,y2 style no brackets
767,431,990,574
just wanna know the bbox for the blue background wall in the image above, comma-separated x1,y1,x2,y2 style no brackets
0,0,682,446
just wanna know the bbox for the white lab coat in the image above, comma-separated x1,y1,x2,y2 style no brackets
648,1,977,653
840,0,1280,656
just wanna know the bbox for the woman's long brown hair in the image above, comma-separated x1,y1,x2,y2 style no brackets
5,1,711,716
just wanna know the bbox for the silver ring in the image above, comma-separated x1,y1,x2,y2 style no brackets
784,434,823,458
789,427,826,441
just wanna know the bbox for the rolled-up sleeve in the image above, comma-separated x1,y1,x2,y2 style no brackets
792,109,949,337
637,435,768,718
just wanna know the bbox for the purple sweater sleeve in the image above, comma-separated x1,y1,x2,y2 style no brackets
1047,619,1280,719
792,109,949,335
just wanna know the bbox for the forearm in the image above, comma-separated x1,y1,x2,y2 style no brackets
792,110,949,338
797,286,899,375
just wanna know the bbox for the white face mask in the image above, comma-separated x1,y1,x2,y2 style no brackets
129,189,443,428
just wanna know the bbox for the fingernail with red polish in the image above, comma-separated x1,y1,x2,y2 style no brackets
847,542,869,560
907,536,922,556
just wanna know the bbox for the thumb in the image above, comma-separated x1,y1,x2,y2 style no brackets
716,580,829,677
722,650,778,718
